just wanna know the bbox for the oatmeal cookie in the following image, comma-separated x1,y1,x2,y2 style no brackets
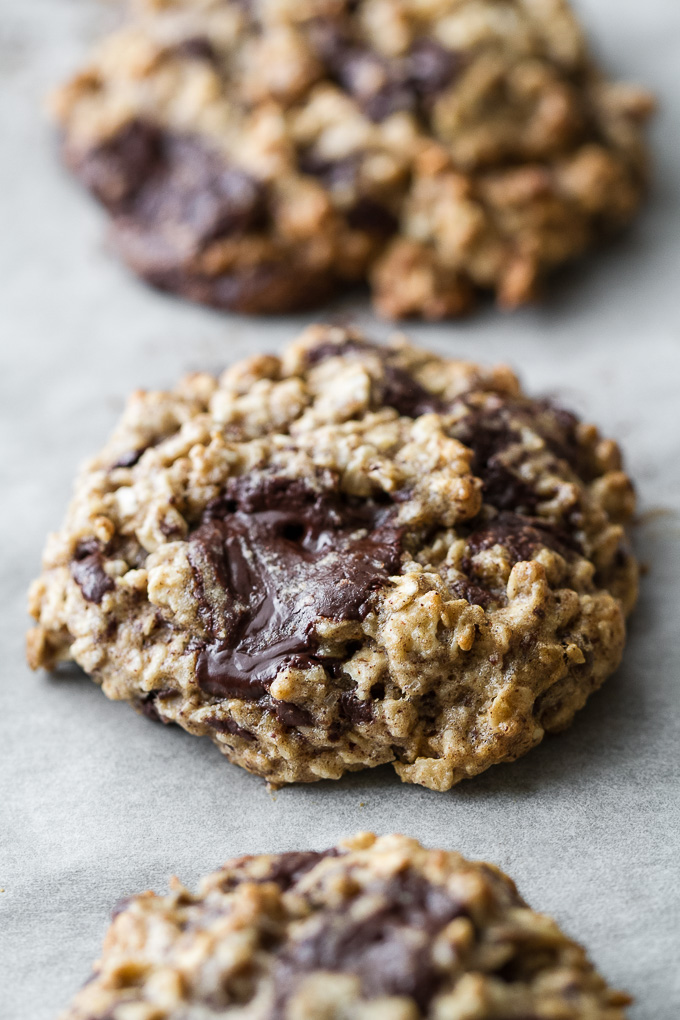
27,326,638,790
51,0,654,318
59,832,631,1019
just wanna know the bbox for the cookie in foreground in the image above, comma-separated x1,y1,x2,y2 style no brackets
51,0,653,318
60,832,631,1019
27,326,638,790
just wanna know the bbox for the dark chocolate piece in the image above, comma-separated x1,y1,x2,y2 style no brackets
218,848,341,895
111,448,145,469
452,402,538,513
465,511,578,564
309,21,415,122
69,119,162,209
138,688,176,723
345,59,415,123
305,336,384,365
309,23,460,123
71,540,115,604
306,338,443,417
447,577,494,608
139,693,162,723
407,39,462,97
122,135,267,246
536,400,593,478
74,123,268,267
171,36,218,63
298,151,359,192
345,197,398,235
72,124,340,313
454,397,594,513
272,699,314,728
379,365,444,418
273,870,463,1012
206,715,255,741
263,849,340,891
141,260,337,314
339,690,373,724
189,476,403,701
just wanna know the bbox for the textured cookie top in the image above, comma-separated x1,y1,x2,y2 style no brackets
28,326,637,790
60,832,631,1019
52,0,654,317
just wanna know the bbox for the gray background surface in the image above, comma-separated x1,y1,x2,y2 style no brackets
1,1,679,1017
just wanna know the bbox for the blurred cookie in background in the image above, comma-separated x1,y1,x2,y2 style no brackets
51,0,654,318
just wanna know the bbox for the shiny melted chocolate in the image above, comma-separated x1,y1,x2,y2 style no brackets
189,476,403,701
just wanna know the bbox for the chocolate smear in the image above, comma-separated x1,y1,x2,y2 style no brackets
189,476,403,701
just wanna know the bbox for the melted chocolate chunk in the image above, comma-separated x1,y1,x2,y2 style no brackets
380,365,444,417
72,120,162,210
273,871,463,1012
138,689,174,722
305,336,383,366
454,396,594,513
172,36,218,63
452,402,538,513
112,448,146,469
448,577,493,608
307,25,398,119
309,22,415,122
480,461,538,514
306,339,442,417
407,39,461,96
298,151,359,191
219,848,341,895
299,150,393,227
71,540,115,604
264,849,340,891
355,74,415,123
308,21,460,123
144,259,337,314
339,690,373,724
345,197,398,235
128,136,267,245
189,476,403,701
536,400,594,479
206,715,255,741
465,511,578,564
77,123,268,255
272,699,313,729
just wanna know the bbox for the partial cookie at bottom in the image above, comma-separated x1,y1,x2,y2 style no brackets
59,832,631,1020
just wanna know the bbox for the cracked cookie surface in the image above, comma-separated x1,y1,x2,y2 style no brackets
59,832,631,1020
52,0,653,318
27,325,638,790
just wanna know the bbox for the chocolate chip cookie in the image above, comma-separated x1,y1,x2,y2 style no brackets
27,326,638,790
59,832,631,1019
52,0,654,318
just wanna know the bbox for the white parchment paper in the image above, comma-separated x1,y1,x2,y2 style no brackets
1,2,678,1017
